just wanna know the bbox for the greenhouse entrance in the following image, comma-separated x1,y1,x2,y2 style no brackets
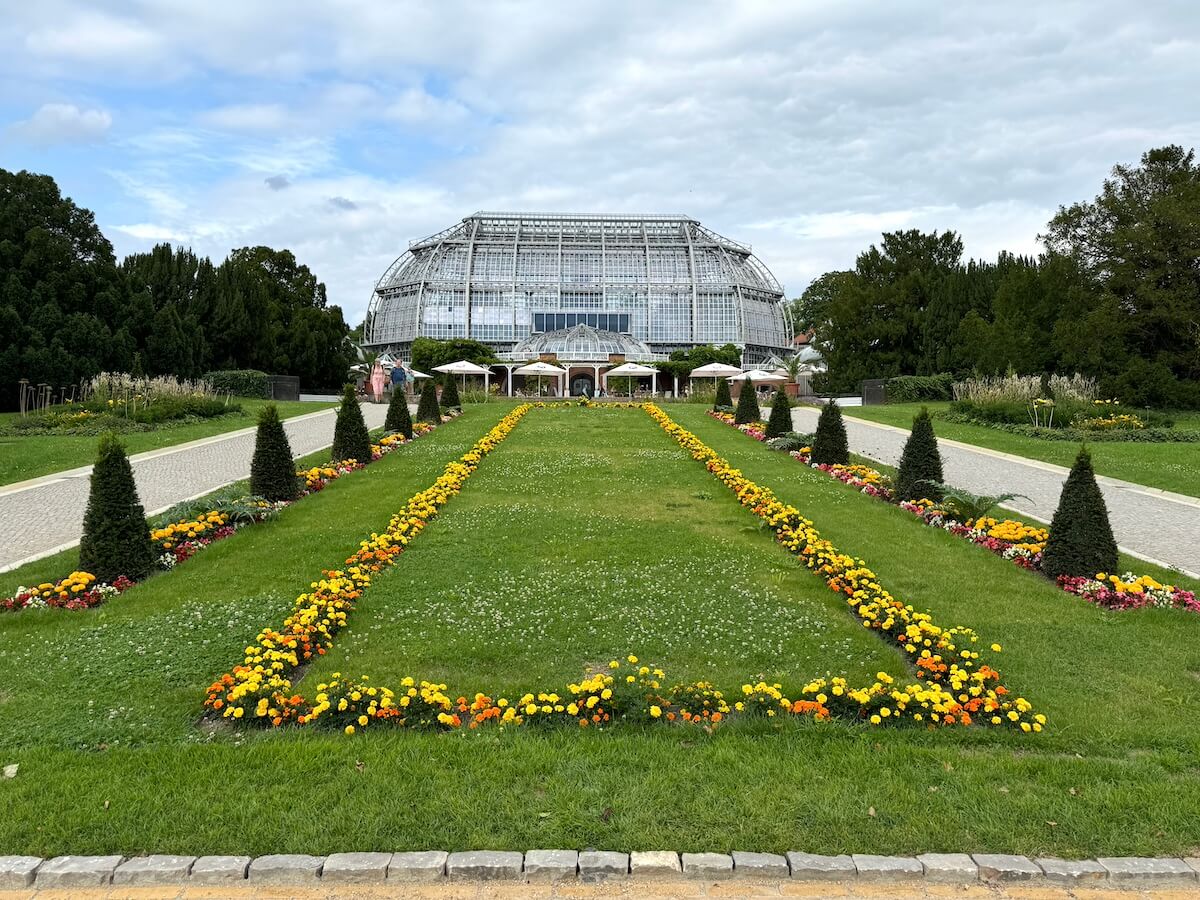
570,374,594,397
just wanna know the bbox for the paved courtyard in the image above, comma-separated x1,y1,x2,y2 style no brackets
793,407,1200,577
0,403,390,572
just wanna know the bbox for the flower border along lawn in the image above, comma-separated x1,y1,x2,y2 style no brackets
205,402,1040,733
841,401,1200,498
3,404,1200,859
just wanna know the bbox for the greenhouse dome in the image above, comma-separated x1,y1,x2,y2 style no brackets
365,212,791,366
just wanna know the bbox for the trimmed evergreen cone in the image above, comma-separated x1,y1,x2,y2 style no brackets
1041,447,1119,579
416,378,441,423
384,386,414,439
440,375,462,410
895,406,944,501
713,378,732,411
809,400,849,465
765,388,793,439
733,381,760,424
331,384,372,463
249,403,298,502
78,432,155,582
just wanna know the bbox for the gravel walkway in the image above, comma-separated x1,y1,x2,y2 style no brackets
792,407,1200,577
0,403,390,573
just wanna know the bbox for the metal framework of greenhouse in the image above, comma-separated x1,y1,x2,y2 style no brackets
364,212,793,367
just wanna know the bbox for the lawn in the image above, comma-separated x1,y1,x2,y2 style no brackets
0,398,336,486
1,402,1199,858
842,401,1200,498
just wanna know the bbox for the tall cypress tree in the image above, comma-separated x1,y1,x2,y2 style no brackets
331,384,371,463
250,404,298,501
416,378,441,423
385,385,414,438
810,400,849,465
1041,448,1119,579
895,407,944,501
714,378,732,411
733,381,761,424
78,433,155,582
765,388,793,439
440,375,462,410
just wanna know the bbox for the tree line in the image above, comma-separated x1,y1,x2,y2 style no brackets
0,168,351,410
791,146,1200,408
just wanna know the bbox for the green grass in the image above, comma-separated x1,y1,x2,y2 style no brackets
1,403,1200,858
305,409,903,695
842,402,1200,497
0,398,336,486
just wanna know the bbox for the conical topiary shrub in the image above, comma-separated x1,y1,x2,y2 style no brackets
765,389,793,439
384,386,414,439
416,378,441,423
78,432,155,582
895,407,944,501
331,384,372,463
1041,447,1119,579
733,381,760,424
809,400,849,465
440,376,462,410
714,379,732,411
250,403,298,502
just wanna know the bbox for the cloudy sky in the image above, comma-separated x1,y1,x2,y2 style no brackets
2,1,1197,325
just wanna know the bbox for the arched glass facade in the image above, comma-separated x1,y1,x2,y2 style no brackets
365,212,791,365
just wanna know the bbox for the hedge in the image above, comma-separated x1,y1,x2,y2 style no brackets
886,373,954,403
205,370,270,398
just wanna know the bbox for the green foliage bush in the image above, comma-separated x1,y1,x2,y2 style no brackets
1041,448,1119,579
713,379,732,411
887,374,954,403
205,370,269,398
385,388,413,438
765,389,793,439
416,379,441,423
331,385,371,463
895,407,944,501
249,404,298,502
440,376,462,410
733,383,760,424
78,433,155,581
810,401,849,465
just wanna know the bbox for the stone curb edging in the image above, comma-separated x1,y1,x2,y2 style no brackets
3,852,1200,890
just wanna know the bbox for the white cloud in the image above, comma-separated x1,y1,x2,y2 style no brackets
5,0,1197,319
200,103,293,133
25,11,164,66
9,102,112,145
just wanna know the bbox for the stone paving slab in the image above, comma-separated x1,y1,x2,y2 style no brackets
321,851,392,883
791,406,1200,576
388,850,448,883
1098,856,1199,886
681,853,733,880
112,855,196,884
525,850,578,882
189,855,250,883
0,403,389,571
35,856,124,887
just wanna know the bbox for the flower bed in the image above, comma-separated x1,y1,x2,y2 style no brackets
0,415,454,613
708,409,1198,614
203,403,1042,734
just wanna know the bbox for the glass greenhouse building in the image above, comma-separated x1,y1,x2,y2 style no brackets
365,212,792,368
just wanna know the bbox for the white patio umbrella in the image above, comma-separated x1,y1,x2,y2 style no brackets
605,361,658,398
407,368,432,380
727,369,786,383
513,361,567,397
432,360,493,394
689,362,743,378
